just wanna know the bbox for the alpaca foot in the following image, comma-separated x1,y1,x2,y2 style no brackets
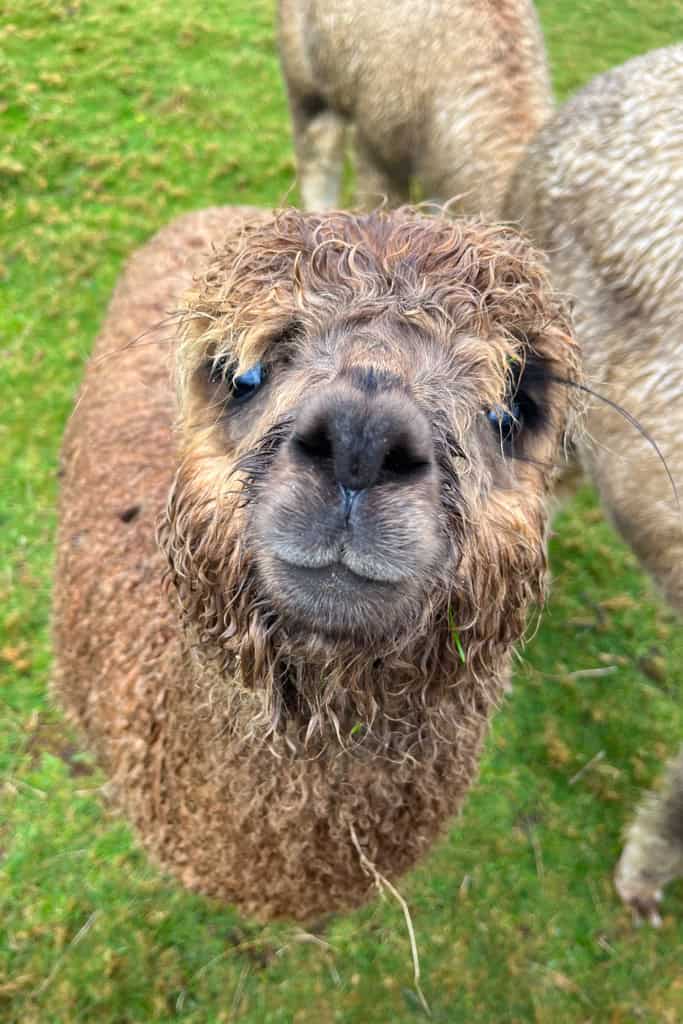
614,868,663,925
614,862,663,927
614,750,683,926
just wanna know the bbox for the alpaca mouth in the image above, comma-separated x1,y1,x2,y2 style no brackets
274,547,409,585
262,554,418,639
276,556,393,589
253,490,448,639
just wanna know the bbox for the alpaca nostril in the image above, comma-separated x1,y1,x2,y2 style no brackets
293,422,333,461
293,390,434,492
383,442,430,479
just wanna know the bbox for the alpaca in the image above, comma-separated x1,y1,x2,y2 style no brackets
504,44,683,924
52,206,579,921
277,0,553,216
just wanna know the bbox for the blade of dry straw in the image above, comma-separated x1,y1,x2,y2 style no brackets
349,822,431,1017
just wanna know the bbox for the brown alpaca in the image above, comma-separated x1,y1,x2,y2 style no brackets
278,0,552,216
53,206,579,922
505,44,683,924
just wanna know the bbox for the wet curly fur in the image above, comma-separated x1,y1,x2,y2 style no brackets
53,206,579,921
505,44,683,923
278,0,553,215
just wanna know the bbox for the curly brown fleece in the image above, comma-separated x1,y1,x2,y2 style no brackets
53,206,579,921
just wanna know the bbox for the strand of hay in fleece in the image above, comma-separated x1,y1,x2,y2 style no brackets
349,823,431,1017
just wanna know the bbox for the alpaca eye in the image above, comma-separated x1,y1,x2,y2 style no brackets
231,362,265,402
486,400,521,442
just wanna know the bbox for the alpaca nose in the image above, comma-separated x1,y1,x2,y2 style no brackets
292,387,434,492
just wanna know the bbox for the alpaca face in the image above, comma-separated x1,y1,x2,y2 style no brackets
241,322,449,640
165,210,579,670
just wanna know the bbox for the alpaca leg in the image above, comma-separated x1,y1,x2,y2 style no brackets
615,749,683,925
580,381,683,921
353,134,409,210
290,101,346,211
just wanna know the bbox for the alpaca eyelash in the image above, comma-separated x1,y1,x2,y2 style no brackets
486,401,521,442
485,354,548,448
207,354,234,385
205,323,301,397
206,356,267,404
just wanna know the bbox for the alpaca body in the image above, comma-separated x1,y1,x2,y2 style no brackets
53,209,479,920
54,206,577,921
505,44,683,921
278,0,552,216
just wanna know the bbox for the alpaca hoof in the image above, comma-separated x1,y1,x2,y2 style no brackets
614,868,662,927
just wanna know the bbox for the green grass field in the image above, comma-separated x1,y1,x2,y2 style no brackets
1,1,682,1020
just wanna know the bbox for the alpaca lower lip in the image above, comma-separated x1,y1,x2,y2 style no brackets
275,557,390,588
267,556,410,639
269,540,414,584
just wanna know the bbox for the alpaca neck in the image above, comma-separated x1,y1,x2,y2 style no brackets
179,623,507,766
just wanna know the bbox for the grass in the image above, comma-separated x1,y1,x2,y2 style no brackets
1,0,682,1020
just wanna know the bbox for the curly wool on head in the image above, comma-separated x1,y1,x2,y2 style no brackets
53,206,579,921
162,208,578,756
